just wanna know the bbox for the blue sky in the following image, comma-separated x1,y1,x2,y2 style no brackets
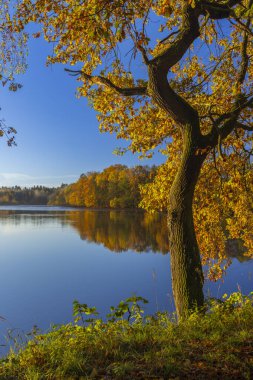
0,34,165,187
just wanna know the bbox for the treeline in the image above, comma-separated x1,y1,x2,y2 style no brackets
49,165,157,208
0,165,156,208
0,186,58,205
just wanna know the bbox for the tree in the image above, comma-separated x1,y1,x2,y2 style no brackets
0,0,27,145
11,0,253,317
50,165,155,208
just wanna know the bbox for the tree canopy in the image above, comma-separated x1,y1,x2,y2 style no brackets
9,0,253,316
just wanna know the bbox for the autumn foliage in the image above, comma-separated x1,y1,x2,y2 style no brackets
50,165,156,209
6,0,253,315
0,0,27,145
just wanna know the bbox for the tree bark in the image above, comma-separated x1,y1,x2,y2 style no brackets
168,132,206,319
148,65,206,318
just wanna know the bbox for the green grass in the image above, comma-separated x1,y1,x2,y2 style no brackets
0,293,253,379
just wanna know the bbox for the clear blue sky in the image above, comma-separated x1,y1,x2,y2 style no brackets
0,34,165,187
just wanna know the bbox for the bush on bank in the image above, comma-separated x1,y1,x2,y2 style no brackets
0,293,252,380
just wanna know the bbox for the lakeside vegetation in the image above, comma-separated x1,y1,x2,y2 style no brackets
0,165,156,209
49,165,157,208
0,292,252,379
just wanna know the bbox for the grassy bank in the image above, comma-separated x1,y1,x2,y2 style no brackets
0,293,252,380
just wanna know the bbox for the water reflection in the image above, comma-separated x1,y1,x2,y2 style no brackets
0,209,169,253
0,208,172,352
0,208,250,262
70,210,169,253
0,207,252,357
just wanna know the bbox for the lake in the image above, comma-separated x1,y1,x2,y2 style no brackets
0,206,252,354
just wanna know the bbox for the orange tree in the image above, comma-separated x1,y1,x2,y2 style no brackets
10,0,253,318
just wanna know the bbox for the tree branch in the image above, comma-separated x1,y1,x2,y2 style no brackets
236,121,253,131
198,0,243,19
237,1,251,85
146,0,243,139
64,69,148,96
158,30,179,45
203,4,252,149
204,96,253,147
150,1,241,73
145,4,201,130
150,5,200,72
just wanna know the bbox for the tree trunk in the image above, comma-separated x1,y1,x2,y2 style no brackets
168,136,206,319
147,65,206,318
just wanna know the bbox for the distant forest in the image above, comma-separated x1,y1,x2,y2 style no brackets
0,186,58,205
0,165,157,208
49,164,157,208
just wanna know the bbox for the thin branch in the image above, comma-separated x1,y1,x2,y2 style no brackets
125,16,150,65
158,30,179,45
136,44,150,65
237,2,252,85
64,69,148,96
142,0,152,37
229,18,253,37
236,121,253,131
212,147,223,177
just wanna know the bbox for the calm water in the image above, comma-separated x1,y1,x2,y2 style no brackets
0,206,252,354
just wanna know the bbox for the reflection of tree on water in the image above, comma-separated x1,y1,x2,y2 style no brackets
68,210,169,254
0,210,69,228
225,239,250,263
0,209,251,261
0,209,169,253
